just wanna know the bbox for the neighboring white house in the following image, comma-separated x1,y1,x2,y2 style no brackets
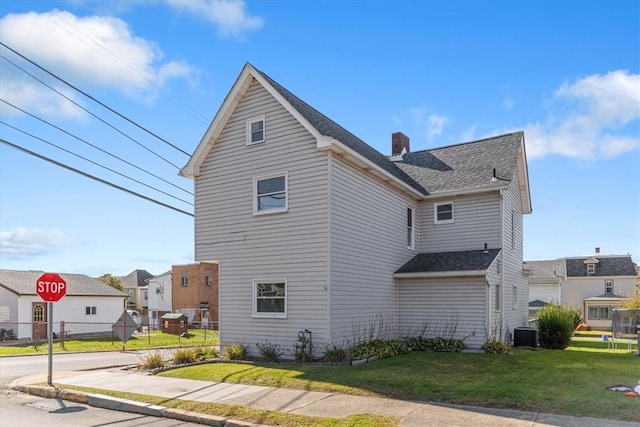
146,270,173,330
0,269,127,340
524,259,565,317
180,63,532,355
564,254,638,330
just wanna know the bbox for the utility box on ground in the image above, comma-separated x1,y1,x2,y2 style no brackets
161,313,188,335
514,327,538,347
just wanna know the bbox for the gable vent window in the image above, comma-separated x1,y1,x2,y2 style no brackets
434,201,454,224
254,173,288,214
587,263,595,275
247,115,265,144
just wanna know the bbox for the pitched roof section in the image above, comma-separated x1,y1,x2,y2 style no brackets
565,256,637,277
0,270,127,297
394,249,500,277
395,132,532,213
120,269,154,288
523,259,566,281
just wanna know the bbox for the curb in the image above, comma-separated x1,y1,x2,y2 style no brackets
12,384,262,427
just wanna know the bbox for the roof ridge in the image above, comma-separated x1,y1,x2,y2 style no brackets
411,131,524,155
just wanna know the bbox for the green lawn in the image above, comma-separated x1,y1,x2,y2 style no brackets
0,329,218,355
159,346,640,422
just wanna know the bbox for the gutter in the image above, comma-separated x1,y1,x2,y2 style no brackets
394,270,487,279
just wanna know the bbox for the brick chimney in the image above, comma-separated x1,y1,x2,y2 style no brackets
392,132,410,156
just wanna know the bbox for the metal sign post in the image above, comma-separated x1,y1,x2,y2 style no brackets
36,273,66,387
47,302,53,386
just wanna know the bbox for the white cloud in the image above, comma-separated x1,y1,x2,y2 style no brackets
0,227,68,259
426,114,450,141
524,70,640,160
410,106,450,143
0,10,194,118
163,0,263,38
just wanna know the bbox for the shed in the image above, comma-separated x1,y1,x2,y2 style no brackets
161,313,188,335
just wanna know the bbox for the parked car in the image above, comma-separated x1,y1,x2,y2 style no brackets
127,310,142,332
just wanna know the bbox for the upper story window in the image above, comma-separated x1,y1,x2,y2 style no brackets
181,276,188,287
253,279,287,318
434,201,454,224
604,279,614,294
254,172,288,214
407,207,415,249
586,264,595,275
205,274,212,286
246,115,265,144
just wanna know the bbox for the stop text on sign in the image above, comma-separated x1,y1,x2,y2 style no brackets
37,280,66,294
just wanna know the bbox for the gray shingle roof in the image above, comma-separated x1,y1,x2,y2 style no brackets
523,259,566,280
529,299,549,307
0,269,127,297
120,269,153,288
395,249,501,274
254,67,428,195
565,256,637,277
395,132,523,195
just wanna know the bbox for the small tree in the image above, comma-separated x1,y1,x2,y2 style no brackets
98,273,124,292
620,287,640,309
537,303,581,350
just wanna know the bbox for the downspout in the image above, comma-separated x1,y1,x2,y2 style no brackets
326,152,333,346
499,189,506,341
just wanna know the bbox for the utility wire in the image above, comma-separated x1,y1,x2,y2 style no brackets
0,138,194,217
0,98,192,196
0,41,191,156
1,121,193,206
0,54,182,170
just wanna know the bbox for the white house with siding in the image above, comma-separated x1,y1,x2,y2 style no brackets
180,63,533,354
146,270,173,330
0,269,127,340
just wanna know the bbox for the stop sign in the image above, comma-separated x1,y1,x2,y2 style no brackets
36,273,67,302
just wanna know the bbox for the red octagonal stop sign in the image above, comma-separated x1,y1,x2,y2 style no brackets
36,273,67,302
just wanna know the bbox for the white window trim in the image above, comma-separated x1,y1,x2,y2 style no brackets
407,207,415,250
604,279,614,294
587,264,595,274
252,278,287,319
246,114,266,145
434,201,454,224
253,172,288,215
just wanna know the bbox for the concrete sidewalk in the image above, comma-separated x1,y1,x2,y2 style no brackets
11,369,636,427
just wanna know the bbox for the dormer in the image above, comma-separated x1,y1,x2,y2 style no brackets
583,257,599,275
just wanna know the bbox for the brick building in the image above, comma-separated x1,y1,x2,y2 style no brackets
171,263,219,328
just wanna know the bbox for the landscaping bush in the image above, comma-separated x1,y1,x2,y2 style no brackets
194,346,219,360
481,339,512,354
322,344,350,363
256,341,282,362
140,351,165,370
173,348,197,364
537,303,582,349
223,343,248,360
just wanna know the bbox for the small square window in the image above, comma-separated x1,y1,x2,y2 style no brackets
434,202,454,224
247,115,265,144
85,306,97,315
254,173,288,214
253,279,287,318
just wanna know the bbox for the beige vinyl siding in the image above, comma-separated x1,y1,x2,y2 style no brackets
194,80,330,356
420,193,501,253
328,155,418,344
500,173,529,338
398,277,487,350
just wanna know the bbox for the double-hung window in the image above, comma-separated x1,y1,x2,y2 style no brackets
407,207,414,249
604,279,614,294
587,264,595,274
254,173,288,214
246,115,265,144
434,201,454,224
253,279,287,318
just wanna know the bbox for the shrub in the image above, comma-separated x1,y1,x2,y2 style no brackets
173,348,197,365
481,339,512,354
322,344,349,363
194,346,219,361
256,341,282,362
427,337,465,352
140,352,165,370
537,303,582,350
223,343,248,360
350,339,411,359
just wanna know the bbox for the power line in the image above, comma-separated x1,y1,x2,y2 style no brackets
1,121,193,206
0,138,194,217
0,98,192,196
0,41,191,156
0,53,183,170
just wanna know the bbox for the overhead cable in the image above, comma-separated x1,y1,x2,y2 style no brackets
0,138,194,217
0,98,192,196
0,41,191,156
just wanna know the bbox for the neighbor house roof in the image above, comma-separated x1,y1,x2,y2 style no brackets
523,259,566,281
120,269,154,288
394,248,501,278
0,269,127,297
565,256,637,277
181,63,531,212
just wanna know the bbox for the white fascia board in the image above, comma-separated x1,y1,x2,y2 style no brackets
394,270,487,279
517,134,533,214
319,139,425,199
180,64,256,179
423,186,506,201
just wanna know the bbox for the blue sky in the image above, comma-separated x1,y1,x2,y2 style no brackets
0,0,638,277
